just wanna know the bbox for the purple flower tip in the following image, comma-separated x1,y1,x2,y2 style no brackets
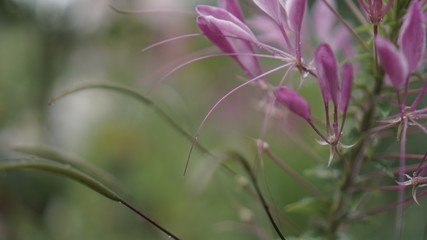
375,37,408,90
288,0,306,33
275,87,311,121
398,0,426,73
218,0,245,22
314,44,340,106
196,5,262,78
358,0,394,25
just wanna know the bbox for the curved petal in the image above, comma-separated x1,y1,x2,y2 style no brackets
196,6,262,77
398,0,426,73
287,0,306,33
253,0,288,27
218,0,245,22
375,37,408,90
315,44,340,105
275,87,311,121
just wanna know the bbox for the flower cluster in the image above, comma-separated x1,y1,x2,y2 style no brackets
195,0,355,166
150,0,427,238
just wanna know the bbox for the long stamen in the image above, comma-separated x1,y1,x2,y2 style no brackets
184,64,292,175
148,52,288,93
143,33,203,52
110,5,196,16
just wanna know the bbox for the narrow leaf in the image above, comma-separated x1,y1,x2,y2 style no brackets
14,145,127,196
0,158,120,201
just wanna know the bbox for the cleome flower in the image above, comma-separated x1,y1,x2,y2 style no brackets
397,153,427,205
375,0,426,135
275,43,354,166
192,0,356,167
357,0,394,26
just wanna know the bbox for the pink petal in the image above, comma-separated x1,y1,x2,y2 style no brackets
398,0,426,73
287,0,307,33
339,63,353,114
218,0,245,22
375,37,408,90
253,0,288,26
197,16,235,54
315,44,340,106
196,6,255,41
275,87,311,121
196,6,262,77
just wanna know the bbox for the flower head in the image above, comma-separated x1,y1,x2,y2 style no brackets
397,153,427,205
315,44,340,106
358,0,394,25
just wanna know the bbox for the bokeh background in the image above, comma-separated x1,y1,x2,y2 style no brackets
1,0,426,239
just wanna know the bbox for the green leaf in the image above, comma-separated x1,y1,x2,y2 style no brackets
14,145,127,196
0,157,120,201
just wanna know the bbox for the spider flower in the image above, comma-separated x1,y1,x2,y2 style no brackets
358,0,394,25
375,1,426,105
315,44,340,106
276,44,354,166
397,153,427,205
315,44,354,165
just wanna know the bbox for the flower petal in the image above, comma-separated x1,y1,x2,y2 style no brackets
398,0,426,73
253,0,288,26
339,63,353,114
375,37,408,90
196,6,262,77
218,0,245,22
315,44,340,106
287,0,306,33
275,87,311,121
196,6,256,42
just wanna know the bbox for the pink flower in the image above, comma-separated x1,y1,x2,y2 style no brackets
358,0,394,25
375,1,425,91
315,44,340,106
375,37,408,90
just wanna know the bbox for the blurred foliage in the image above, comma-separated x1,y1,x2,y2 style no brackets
0,0,426,240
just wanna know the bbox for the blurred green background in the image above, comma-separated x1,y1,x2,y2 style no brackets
0,0,426,240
